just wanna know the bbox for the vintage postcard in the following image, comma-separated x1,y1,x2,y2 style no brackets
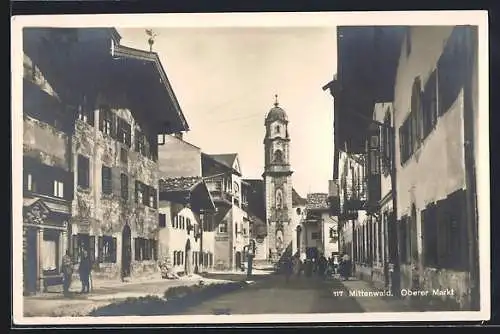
11,11,490,325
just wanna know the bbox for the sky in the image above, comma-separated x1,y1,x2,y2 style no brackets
118,27,337,197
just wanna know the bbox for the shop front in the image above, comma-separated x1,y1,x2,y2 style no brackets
23,197,70,294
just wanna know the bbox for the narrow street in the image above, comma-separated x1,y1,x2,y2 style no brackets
172,273,414,315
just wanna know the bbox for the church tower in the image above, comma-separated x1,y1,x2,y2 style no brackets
263,95,294,263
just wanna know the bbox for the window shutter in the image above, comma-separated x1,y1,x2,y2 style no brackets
97,236,103,263
111,167,121,197
112,237,117,263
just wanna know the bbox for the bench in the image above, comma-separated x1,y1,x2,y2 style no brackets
42,274,64,292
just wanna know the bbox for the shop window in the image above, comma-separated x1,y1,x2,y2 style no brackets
101,166,112,195
41,230,59,273
77,155,90,189
53,180,64,198
98,236,117,263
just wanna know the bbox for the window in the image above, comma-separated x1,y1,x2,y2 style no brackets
235,222,239,236
134,238,157,261
219,221,228,233
422,190,468,270
135,181,144,204
411,77,423,150
41,230,59,272
53,180,64,198
98,236,117,263
437,28,467,116
77,96,94,126
120,147,128,164
311,232,319,240
275,125,280,134
117,117,132,147
273,149,283,163
329,227,337,239
159,214,166,228
77,155,90,188
422,204,438,267
186,218,192,235
101,166,112,195
173,216,178,229
423,70,439,139
99,107,114,136
27,173,33,191
120,174,128,200
149,187,157,208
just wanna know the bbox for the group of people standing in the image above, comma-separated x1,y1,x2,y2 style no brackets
61,249,93,295
281,252,353,282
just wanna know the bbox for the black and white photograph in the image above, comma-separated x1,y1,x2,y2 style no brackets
11,11,490,324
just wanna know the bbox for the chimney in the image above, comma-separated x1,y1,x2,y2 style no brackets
174,132,183,140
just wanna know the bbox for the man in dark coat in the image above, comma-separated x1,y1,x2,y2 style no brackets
78,249,92,294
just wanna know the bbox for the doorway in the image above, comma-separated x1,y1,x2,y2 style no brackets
121,224,132,278
185,239,192,275
24,227,38,294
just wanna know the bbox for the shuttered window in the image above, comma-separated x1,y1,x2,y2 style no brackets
77,155,90,189
423,69,439,139
98,236,117,263
159,213,166,228
101,166,112,195
134,238,157,261
120,174,128,200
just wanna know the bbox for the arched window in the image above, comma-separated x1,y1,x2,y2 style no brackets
273,149,283,163
275,125,281,134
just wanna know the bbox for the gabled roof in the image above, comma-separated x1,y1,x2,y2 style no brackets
202,153,241,176
292,188,307,206
306,193,329,210
208,153,238,169
159,176,203,193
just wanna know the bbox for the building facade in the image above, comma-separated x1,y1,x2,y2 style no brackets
392,26,479,310
22,28,190,284
326,25,480,310
263,98,294,262
158,177,215,275
202,153,247,270
22,49,74,294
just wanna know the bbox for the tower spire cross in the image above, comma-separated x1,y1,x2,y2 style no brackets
274,94,279,107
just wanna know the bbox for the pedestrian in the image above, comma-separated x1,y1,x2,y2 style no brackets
318,253,327,279
342,253,351,280
78,249,92,294
61,250,73,296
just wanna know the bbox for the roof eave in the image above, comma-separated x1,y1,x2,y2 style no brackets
112,44,190,133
